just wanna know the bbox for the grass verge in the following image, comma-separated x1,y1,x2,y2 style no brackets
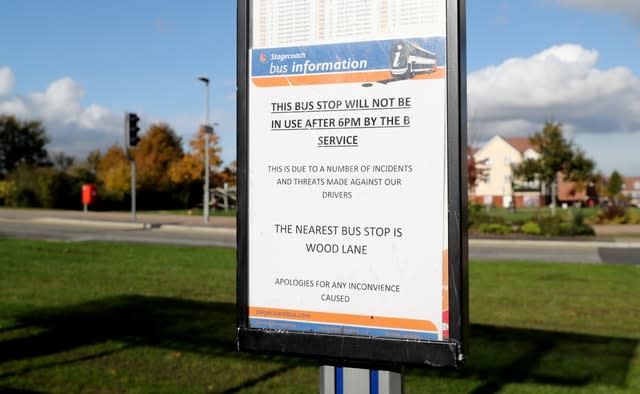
0,239,638,393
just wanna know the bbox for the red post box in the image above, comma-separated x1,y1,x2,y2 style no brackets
82,184,98,206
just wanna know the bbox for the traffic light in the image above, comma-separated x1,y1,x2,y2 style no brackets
127,112,140,147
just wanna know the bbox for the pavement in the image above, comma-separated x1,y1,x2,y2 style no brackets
592,224,640,238
0,208,236,234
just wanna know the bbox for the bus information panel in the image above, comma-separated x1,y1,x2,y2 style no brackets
237,0,468,367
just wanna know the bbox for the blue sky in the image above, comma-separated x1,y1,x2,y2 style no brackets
1,0,639,175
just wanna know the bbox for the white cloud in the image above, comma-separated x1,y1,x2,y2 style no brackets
0,69,236,166
468,44,640,172
469,44,640,134
0,71,122,159
0,67,15,97
555,0,640,21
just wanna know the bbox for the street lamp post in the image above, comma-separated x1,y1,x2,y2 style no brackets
198,76,211,224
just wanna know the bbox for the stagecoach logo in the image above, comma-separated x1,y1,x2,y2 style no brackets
259,52,268,64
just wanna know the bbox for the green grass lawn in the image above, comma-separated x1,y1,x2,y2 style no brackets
480,206,640,223
0,239,638,393
478,206,598,221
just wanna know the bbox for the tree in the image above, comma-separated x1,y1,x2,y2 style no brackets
0,115,50,179
169,154,203,185
50,152,75,172
167,126,225,208
97,145,130,200
4,164,80,209
190,125,223,170
66,149,102,185
512,121,595,213
133,123,184,193
86,149,102,175
467,147,487,192
168,126,224,185
606,170,624,203
212,160,237,187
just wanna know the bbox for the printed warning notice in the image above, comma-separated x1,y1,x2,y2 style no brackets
248,27,448,341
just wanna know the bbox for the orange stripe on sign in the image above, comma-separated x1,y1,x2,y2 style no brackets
249,306,437,332
252,68,446,87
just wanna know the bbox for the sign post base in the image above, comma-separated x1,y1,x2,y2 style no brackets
320,366,402,394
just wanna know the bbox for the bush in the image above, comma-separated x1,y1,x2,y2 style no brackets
7,166,45,207
468,202,490,229
521,222,542,235
478,223,512,234
628,209,640,224
559,222,573,236
592,205,627,224
537,216,562,236
0,180,15,206
531,215,594,236
7,165,86,209
589,205,640,225
570,210,595,235
572,224,596,236
471,205,596,237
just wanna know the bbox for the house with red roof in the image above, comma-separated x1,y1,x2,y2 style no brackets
470,136,543,208
470,136,598,208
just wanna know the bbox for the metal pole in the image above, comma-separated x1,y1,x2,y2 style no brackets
200,76,211,225
205,131,210,224
223,182,229,211
123,111,137,222
131,160,137,222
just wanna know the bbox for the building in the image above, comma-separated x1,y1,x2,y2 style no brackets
470,135,598,208
471,136,543,208
622,176,640,207
556,173,594,206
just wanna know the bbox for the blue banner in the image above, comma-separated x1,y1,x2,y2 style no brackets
252,37,446,78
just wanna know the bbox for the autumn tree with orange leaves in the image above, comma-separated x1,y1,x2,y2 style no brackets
133,123,184,193
92,122,228,209
212,160,237,188
97,145,130,200
169,125,223,186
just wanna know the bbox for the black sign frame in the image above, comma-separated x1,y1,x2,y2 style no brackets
236,0,468,368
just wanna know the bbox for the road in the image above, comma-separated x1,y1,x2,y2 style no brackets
0,209,638,264
0,209,236,248
470,238,639,265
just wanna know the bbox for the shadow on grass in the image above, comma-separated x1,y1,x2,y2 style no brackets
409,324,638,392
0,387,47,393
1,296,237,363
1,296,637,392
0,295,308,392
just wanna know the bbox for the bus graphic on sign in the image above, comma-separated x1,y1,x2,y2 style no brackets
389,40,437,79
